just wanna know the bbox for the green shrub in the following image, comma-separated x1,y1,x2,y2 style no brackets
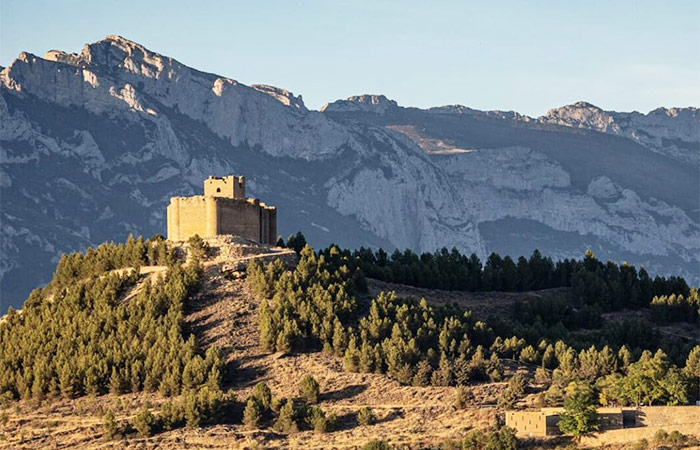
274,399,298,433
187,234,210,260
252,381,272,409
361,440,390,450
160,400,185,430
454,386,474,409
243,397,264,429
507,372,527,396
299,375,320,404
307,406,328,433
497,387,518,409
182,386,235,428
462,430,485,450
484,427,517,450
133,407,156,437
357,407,374,426
102,410,120,440
628,438,648,450
270,397,284,413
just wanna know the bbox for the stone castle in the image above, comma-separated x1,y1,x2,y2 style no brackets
167,175,277,245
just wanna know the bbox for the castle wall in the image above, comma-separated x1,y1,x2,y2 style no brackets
167,176,276,245
269,209,277,245
215,199,275,245
167,196,210,241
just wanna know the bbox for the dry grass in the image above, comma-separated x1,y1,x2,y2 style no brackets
367,279,569,319
2,243,694,449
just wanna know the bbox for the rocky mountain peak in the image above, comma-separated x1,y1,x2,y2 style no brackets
541,101,614,130
251,84,307,111
1,35,698,308
320,94,398,114
538,102,699,163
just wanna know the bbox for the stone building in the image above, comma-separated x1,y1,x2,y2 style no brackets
506,407,624,437
167,175,277,245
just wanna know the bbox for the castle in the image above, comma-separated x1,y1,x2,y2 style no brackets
167,175,277,245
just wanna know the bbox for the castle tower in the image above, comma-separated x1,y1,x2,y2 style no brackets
167,175,277,245
204,175,245,199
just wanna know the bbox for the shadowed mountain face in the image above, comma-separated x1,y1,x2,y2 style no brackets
1,36,698,309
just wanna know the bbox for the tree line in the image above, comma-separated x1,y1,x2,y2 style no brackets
345,246,690,312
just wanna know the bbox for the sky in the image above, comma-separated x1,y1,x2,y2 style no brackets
1,1,698,115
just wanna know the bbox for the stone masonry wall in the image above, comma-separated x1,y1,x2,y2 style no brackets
167,196,215,241
216,199,263,243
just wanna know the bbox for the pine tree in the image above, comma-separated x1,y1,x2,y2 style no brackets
343,337,360,372
412,359,432,387
252,381,272,410
431,352,452,386
307,406,328,433
558,389,599,441
299,375,320,404
133,408,156,437
109,367,126,395
102,410,119,440
454,386,474,409
243,397,263,429
274,399,298,433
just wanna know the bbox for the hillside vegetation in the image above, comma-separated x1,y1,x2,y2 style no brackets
253,242,700,407
0,234,698,449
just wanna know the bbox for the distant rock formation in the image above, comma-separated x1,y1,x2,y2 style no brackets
321,94,398,115
1,35,698,308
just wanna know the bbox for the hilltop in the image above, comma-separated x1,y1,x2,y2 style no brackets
1,35,699,309
0,235,698,449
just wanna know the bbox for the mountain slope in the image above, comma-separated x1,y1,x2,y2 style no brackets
1,36,698,309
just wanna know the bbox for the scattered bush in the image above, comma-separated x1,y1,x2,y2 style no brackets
652,429,694,449
243,397,264,429
454,386,474,409
306,406,328,433
252,381,272,409
132,407,156,437
187,234,210,260
357,407,374,426
361,440,390,450
274,399,298,433
102,410,120,440
299,375,320,404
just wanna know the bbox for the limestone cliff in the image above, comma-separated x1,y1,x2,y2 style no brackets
1,36,698,308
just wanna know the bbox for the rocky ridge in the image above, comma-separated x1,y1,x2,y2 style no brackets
1,35,698,308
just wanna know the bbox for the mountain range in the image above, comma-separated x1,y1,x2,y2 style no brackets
1,35,698,309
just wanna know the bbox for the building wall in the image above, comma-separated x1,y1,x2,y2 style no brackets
167,177,276,245
167,196,212,241
581,407,700,446
506,411,548,437
634,406,700,428
216,199,266,243
204,175,245,199
507,408,624,438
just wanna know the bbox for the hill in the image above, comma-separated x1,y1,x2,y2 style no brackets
1,35,699,309
0,236,698,449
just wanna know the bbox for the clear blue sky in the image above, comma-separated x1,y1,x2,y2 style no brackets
1,1,698,115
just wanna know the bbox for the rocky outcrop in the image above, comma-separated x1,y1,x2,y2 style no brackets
1,36,698,309
321,94,398,115
539,101,699,163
